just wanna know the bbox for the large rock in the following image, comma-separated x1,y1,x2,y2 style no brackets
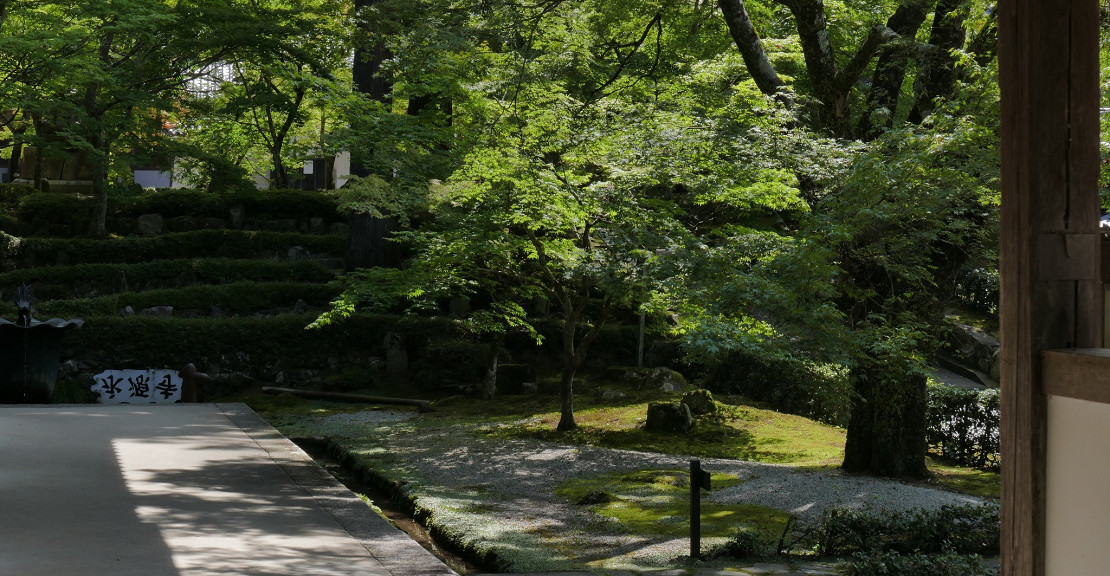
645,402,694,433
136,213,163,235
681,389,717,416
623,367,687,392
947,323,999,374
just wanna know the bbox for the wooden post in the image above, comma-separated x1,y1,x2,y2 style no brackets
998,0,1101,575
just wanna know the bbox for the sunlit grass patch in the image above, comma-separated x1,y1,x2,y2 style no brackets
926,457,1000,499
495,400,845,466
556,468,790,540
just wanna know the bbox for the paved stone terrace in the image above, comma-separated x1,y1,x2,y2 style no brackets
0,403,455,576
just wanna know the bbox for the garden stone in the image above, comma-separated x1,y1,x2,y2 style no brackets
288,246,311,261
136,213,163,235
990,348,1001,381
328,222,348,236
229,207,244,228
645,402,693,433
119,306,134,316
293,299,307,314
265,219,298,232
140,306,173,317
681,389,717,416
577,491,613,505
946,323,999,374
596,388,627,401
309,217,326,234
624,367,687,392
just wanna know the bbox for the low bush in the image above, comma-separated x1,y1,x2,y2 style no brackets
19,230,346,265
927,383,1000,470
714,503,999,563
0,258,335,299
111,187,343,222
846,551,996,576
17,192,96,234
701,352,853,427
810,504,999,557
32,281,339,318
954,267,999,316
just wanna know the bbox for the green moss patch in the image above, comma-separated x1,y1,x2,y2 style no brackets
492,400,846,466
556,469,789,539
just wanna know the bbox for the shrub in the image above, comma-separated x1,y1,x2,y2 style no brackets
0,258,335,299
846,551,996,576
927,382,1000,470
702,352,853,427
954,267,999,316
18,192,96,234
111,187,343,223
34,281,339,318
810,504,999,557
21,230,346,265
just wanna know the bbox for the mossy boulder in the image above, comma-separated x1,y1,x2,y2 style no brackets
645,402,694,433
681,388,717,416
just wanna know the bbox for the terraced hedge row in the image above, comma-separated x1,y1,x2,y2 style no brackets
17,230,346,266
6,281,340,319
0,258,335,300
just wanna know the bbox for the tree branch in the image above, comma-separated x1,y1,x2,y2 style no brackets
835,24,897,94
717,0,787,98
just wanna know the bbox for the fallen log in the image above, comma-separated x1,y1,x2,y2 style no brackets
261,386,432,407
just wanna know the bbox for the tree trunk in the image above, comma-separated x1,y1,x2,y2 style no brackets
717,0,788,99
481,337,502,400
346,213,401,270
8,128,23,180
557,363,577,431
857,0,929,139
842,364,929,478
908,0,966,122
353,0,391,104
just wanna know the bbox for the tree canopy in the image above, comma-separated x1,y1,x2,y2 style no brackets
1,0,1006,477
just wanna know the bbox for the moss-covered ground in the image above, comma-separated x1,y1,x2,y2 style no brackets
224,377,999,572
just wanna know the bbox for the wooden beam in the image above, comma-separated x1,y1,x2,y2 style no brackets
998,0,1101,575
1042,349,1110,405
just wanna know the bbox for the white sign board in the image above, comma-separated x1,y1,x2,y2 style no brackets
92,369,182,404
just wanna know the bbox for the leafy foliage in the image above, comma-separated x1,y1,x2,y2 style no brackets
926,383,1000,470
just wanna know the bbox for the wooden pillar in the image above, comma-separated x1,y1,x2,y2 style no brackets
998,1,1101,575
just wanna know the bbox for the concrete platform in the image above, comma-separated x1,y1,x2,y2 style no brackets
0,403,457,576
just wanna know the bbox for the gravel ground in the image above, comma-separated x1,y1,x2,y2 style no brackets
298,410,990,572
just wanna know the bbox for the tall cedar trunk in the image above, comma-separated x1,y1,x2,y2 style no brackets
717,0,787,97
481,336,502,400
8,129,22,180
842,366,930,478
857,1,929,139
346,213,401,270
908,0,966,123
352,0,391,104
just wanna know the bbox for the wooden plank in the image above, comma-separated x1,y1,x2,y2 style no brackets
1043,349,1110,404
998,1,1101,575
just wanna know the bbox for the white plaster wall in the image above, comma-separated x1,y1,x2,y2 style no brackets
1046,394,1110,575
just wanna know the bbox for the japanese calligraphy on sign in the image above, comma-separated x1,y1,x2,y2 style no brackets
92,370,182,404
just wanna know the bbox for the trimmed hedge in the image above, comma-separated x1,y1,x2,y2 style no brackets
927,383,1000,470
27,281,340,318
0,258,335,300
701,351,853,427
62,313,471,382
18,230,346,266
112,187,343,222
